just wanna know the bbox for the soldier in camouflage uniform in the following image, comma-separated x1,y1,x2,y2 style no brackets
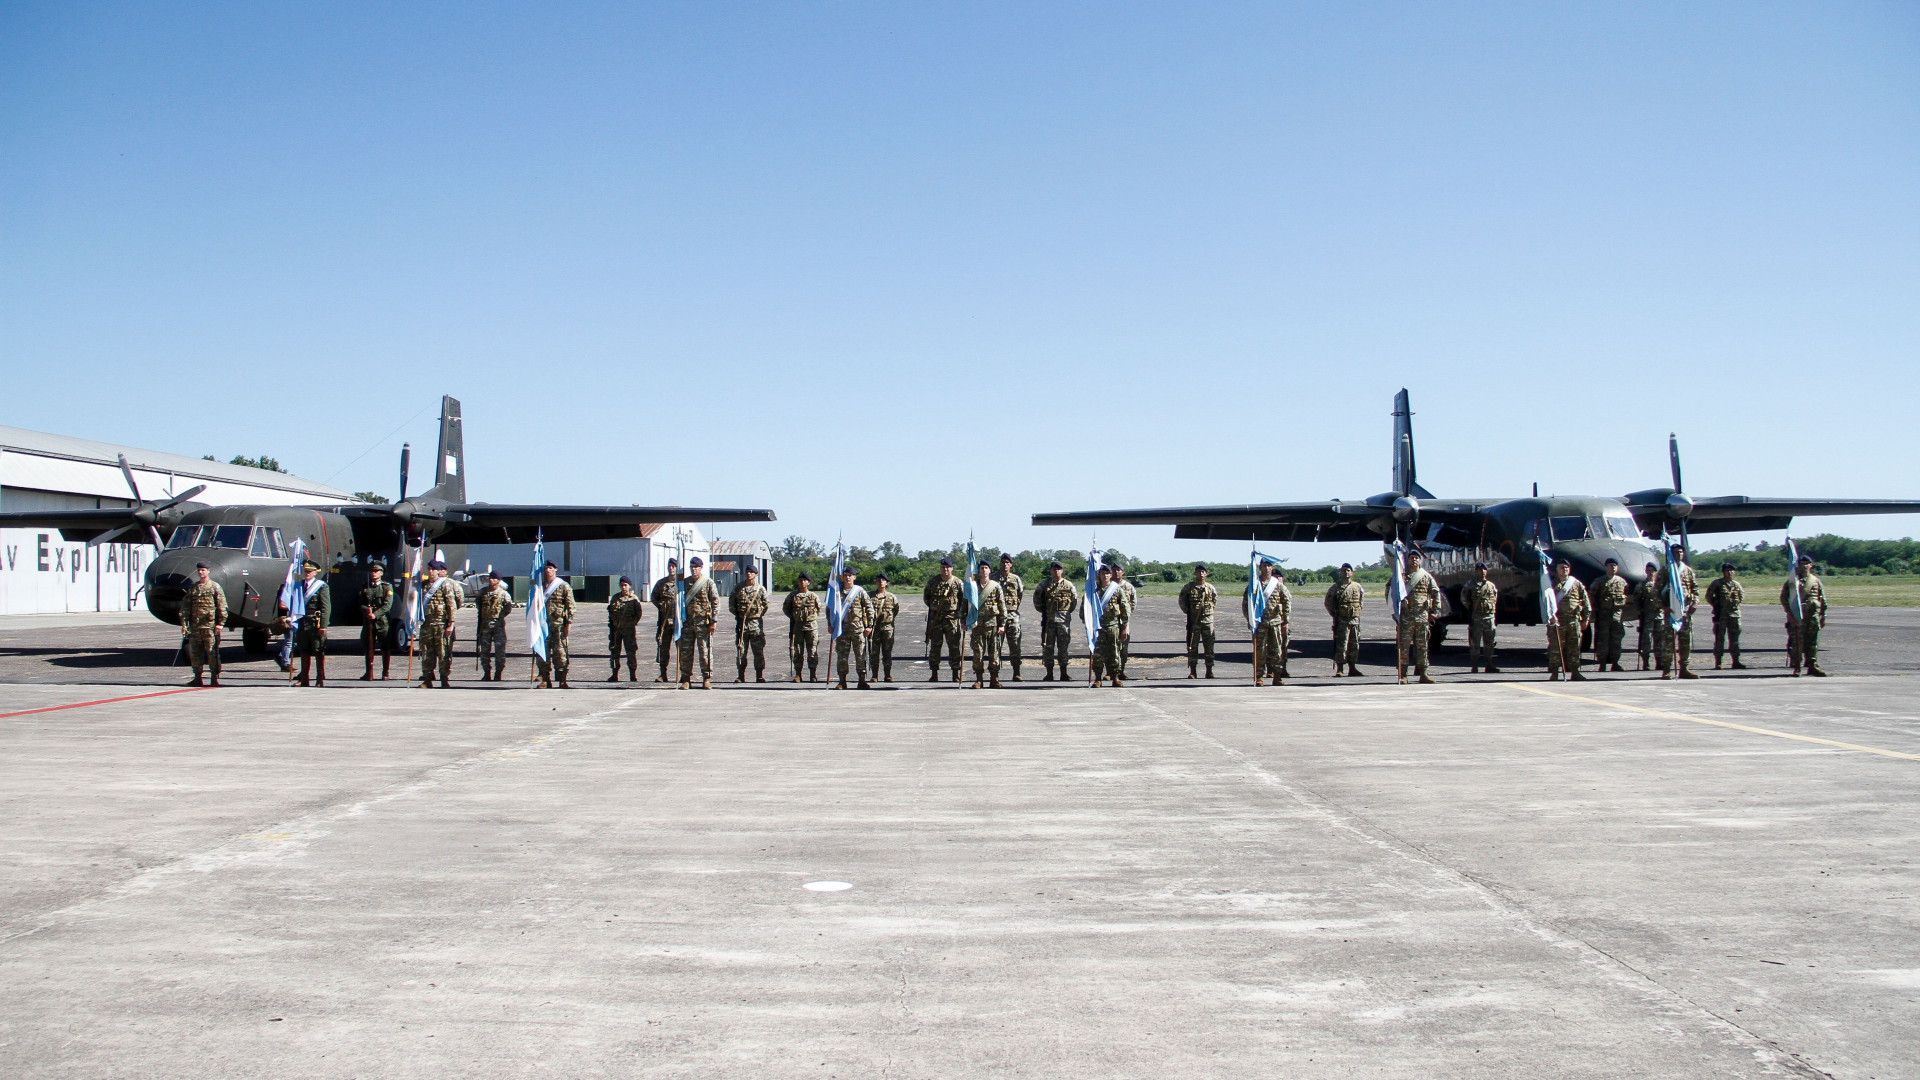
1782,555,1828,676
677,556,720,689
831,566,875,690
1707,562,1745,670
1589,558,1630,672
967,561,1007,688
1546,558,1591,680
1398,550,1441,684
730,566,770,682
1633,561,1663,671
358,562,395,681
1659,548,1700,680
1462,561,1499,674
1113,563,1138,679
1090,565,1128,687
475,571,514,681
607,576,644,681
180,561,227,687
867,573,900,682
292,560,331,687
649,559,680,682
1244,560,1291,686
1325,564,1364,676
784,572,822,683
1178,564,1220,678
923,558,965,682
416,559,461,688
1035,561,1078,681
993,554,1026,681
536,561,575,688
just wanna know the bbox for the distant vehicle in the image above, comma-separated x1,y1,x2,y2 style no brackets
0,397,775,654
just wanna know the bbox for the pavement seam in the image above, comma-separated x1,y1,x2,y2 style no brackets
0,690,658,948
1116,687,1838,1080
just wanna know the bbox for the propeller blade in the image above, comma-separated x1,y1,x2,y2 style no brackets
88,523,140,548
147,526,167,551
154,484,207,511
117,454,144,503
399,443,411,503
1668,433,1683,494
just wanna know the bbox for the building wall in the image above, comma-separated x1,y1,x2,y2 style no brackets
0,529,150,614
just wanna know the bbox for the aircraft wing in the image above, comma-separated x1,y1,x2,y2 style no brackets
0,509,142,543
1626,496,1920,536
430,504,777,544
1031,500,1494,543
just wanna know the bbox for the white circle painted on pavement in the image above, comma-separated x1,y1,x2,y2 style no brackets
803,881,853,892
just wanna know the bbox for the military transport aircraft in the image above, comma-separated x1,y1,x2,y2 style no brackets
0,397,775,654
1034,390,1920,642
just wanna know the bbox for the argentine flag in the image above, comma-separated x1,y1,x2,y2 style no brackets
1784,536,1803,622
673,535,687,643
1537,544,1559,625
825,538,848,639
1662,535,1687,632
279,538,309,622
1082,544,1104,651
1386,540,1408,624
1245,549,1285,632
527,531,548,661
962,536,980,631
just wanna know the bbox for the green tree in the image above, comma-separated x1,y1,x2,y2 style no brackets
352,492,391,504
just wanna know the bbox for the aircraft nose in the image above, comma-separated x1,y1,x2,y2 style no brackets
146,548,250,623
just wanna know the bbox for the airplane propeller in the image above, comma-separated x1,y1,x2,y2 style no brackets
1665,433,1693,551
88,454,207,549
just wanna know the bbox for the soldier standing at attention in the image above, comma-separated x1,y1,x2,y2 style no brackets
1325,564,1364,676
1244,559,1290,686
607,576,644,682
1546,558,1591,681
677,556,720,689
475,571,514,681
536,561,575,688
1179,564,1220,678
1398,550,1440,685
1783,555,1828,676
1462,562,1499,674
1707,562,1745,670
358,562,394,681
417,559,461,688
923,558,965,683
181,560,226,687
867,573,899,682
968,561,1007,688
1090,564,1128,687
649,557,680,682
730,566,770,683
1112,562,1139,679
1035,560,1078,681
784,572,822,682
1634,561,1663,671
293,559,331,687
993,553,1027,681
831,566,875,690
1589,558,1630,673
1660,547,1701,680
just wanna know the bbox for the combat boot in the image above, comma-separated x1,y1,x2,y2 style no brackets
1611,663,1624,672
1470,665,1479,674
1253,676,1264,687
701,677,712,689
655,669,669,683
1111,674,1125,687
1187,664,1198,679
990,678,1002,689
971,678,984,689
1732,658,1747,670
209,673,221,687
1808,664,1828,677
1679,668,1699,680
315,655,327,687
1569,671,1586,681
381,655,392,680
297,657,311,687
360,658,374,681
756,673,767,683
1205,663,1215,679
558,677,570,688
190,673,205,687
1418,674,1436,684
835,679,847,690
1549,672,1561,682
607,670,620,682
1485,664,1500,674
1349,666,1364,677
857,679,871,690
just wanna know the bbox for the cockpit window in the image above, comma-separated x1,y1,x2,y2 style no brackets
268,529,285,558
209,525,253,549
1606,514,1642,540
248,528,271,557
1549,517,1589,541
166,527,201,549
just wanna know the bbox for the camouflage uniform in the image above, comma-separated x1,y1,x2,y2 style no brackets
1035,576,1079,678
418,578,460,686
1244,576,1291,682
1325,581,1363,672
1782,572,1828,674
1178,578,1219,676
537,577,575,686
475,582,514,680
1398,567,1440,679
730,581,770,681
923,574,965,680
832,587,875,687
181,578,227,684
1706,576,1744,667
1116,577,1138,677
1462,577,1498,670
968,580,1007,686
608,589,644,680
784,586,822,681
1633,577,1665,669
993,569,1025,678
1659,563,1700,675
650,575,679,681
1093,581,1128,682
678,574,720,685
867,589,899,680
358,579,395,679
1589,572,1630,669
1547,576,1590,676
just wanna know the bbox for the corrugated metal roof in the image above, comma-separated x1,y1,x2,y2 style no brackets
711,539,772,556
0,424,352,500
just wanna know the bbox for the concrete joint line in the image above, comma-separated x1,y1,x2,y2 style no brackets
1116,688,1837,1080
1501,682,1920,762
0,692,658,948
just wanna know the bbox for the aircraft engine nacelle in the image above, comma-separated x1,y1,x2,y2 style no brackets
1665,492,1694,520
1392,495,1420,523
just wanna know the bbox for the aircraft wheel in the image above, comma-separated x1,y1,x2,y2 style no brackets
242,628,271,655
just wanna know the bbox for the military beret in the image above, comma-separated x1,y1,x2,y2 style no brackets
544,560,558,570
666,557,678,566
1645,561,1659,570
875,572,888,582
689,556,703,567
1096,563,1112,573
1406,549,1422,557
195,561,209,570
1473,561,1487,570
999,552,1013,562
1260,559,1275,568
1340,563,1353,571
1195,563,1209,573
1049,560,1063,570
427,559,446,570
840,565,855,575
797,571,812,581
939,557,953,567
1604,557,1618,565
619,576,631,585
1798,555,1814,565
1553,557,1570,567
487,570,500,579
1721,562,1736,571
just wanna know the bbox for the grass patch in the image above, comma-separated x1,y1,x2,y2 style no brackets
1742,574,1920,608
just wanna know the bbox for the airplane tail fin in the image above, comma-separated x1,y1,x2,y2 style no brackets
422,396,466,504
1392,389,1434,499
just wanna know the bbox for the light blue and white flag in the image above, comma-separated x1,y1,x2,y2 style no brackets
1083,543,1104,651
527,531,548,661
1537,543,1559,625
1386,540,1409,624
962,535,980,631
278,537,308,622
1245,549,1287,632
673,533,687,643
1784,536,1803,622
1663,534,1687,632
403,544,426,639
826,538,849,639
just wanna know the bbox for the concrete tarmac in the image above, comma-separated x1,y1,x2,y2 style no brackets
2,602,1917,1078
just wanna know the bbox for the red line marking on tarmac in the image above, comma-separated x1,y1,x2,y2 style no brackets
0,687,208,719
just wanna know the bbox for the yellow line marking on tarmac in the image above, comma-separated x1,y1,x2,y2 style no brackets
1503,682,1920,762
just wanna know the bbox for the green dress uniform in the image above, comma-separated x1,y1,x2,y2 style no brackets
1325,581,1363,674
1782,571,1828,675
537,577,575,687
649,574,679,681
293,576,331,686
993,569,1026,679
678,574,720,687
1244,577,1291,684
1706,576,1744,667
784,586,822,682
831,587,875,688
418,578,461,687
1547,576,1590,677
867,588,900,681
1589,571,1630,670
923,574,965,681
608,590,644,680
475,583,514,681
1035,576,1078,680
731,582,770,681
1092,581,1129,684
358,579,395,680
968,580,1006,687
1398,567,1441,680
1462,578,1498,671
1179,578,1220,677
181,578,227,685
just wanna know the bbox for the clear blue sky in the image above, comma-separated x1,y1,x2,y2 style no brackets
4,3,1916,566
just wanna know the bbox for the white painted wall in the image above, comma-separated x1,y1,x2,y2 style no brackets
0,530,150,615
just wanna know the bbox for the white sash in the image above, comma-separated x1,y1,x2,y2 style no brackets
303,579,324,600
542,577,565,599
1099,583,1121,606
